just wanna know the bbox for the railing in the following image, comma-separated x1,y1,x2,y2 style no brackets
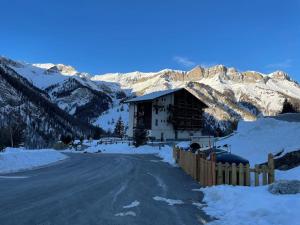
173,147,275,187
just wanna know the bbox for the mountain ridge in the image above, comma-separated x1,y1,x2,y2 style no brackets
1,56,300,137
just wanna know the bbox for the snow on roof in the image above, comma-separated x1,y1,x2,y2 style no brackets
125,88,184,103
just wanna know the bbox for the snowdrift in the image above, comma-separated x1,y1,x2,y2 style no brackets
0,148,68,173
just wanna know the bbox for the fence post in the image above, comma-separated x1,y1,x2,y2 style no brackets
210,152,216,186
173,147,177,162
225,163,230,185
238,163,244,186
196,154,200,182
262,165,268,185
255,165,259,186
245,164,250,186
231,163,237,186
192,153,197,179
217,162,223,185
268,153,275,184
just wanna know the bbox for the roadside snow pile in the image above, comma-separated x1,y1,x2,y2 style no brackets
218,118,300,165
201,185,300,225
66,141,175,165
0,148,68,173
268,180,300,195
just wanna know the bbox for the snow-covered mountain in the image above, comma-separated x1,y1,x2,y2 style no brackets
92,65,300,133
1,56,300,137
0,58,102,147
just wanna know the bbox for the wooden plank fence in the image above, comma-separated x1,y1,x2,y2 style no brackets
173,147,275,187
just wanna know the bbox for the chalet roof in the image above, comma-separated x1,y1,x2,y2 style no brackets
125,88,184,103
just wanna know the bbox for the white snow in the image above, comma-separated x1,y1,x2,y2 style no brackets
12,63,71,89
192,202,204,208
218,117,300,165
66,141,176,166
93,102,128,132
0,175,28,179
153,196,184,206
114,211,136,217
0,148,68,173
175,141,190,148
125,88,183,102
201,185,300,225
123,200,140,209
276,167,300,181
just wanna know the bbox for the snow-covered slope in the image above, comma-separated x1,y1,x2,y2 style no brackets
218,116,300,165
93,100,129,132
0,61,99,148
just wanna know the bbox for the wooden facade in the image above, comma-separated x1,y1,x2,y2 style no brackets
169,89,207,130
134,102,152,129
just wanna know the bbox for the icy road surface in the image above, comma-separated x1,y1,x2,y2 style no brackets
0,153,211,225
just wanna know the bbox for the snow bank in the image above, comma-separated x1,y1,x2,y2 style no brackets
201,185,300,225
66,141,176,165
0,148,68,173
218,118,300,165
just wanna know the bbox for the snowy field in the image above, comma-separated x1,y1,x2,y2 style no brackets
0,148,68,174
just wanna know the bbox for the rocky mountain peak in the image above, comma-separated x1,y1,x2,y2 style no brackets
205,65,228,78
241,71,265,83
270,71,291,81
45,64,77,75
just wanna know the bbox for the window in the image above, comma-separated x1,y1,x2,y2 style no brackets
155,108,158,114
155,119,158,126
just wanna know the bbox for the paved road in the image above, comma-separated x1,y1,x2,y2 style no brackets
0,153,211,225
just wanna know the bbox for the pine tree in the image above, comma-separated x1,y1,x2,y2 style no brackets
114,117,125,138
133,126,148,147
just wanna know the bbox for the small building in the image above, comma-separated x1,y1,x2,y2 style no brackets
125,88,208,141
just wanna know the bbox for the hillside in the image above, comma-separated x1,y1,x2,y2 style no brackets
0,61,99,148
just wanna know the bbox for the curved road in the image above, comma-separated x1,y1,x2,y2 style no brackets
0,153,211,225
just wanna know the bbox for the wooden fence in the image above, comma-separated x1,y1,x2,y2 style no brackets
173,147,275,187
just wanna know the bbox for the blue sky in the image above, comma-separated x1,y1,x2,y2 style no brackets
1,0,300,81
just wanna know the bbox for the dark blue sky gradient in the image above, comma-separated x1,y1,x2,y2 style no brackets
1,0,300,81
